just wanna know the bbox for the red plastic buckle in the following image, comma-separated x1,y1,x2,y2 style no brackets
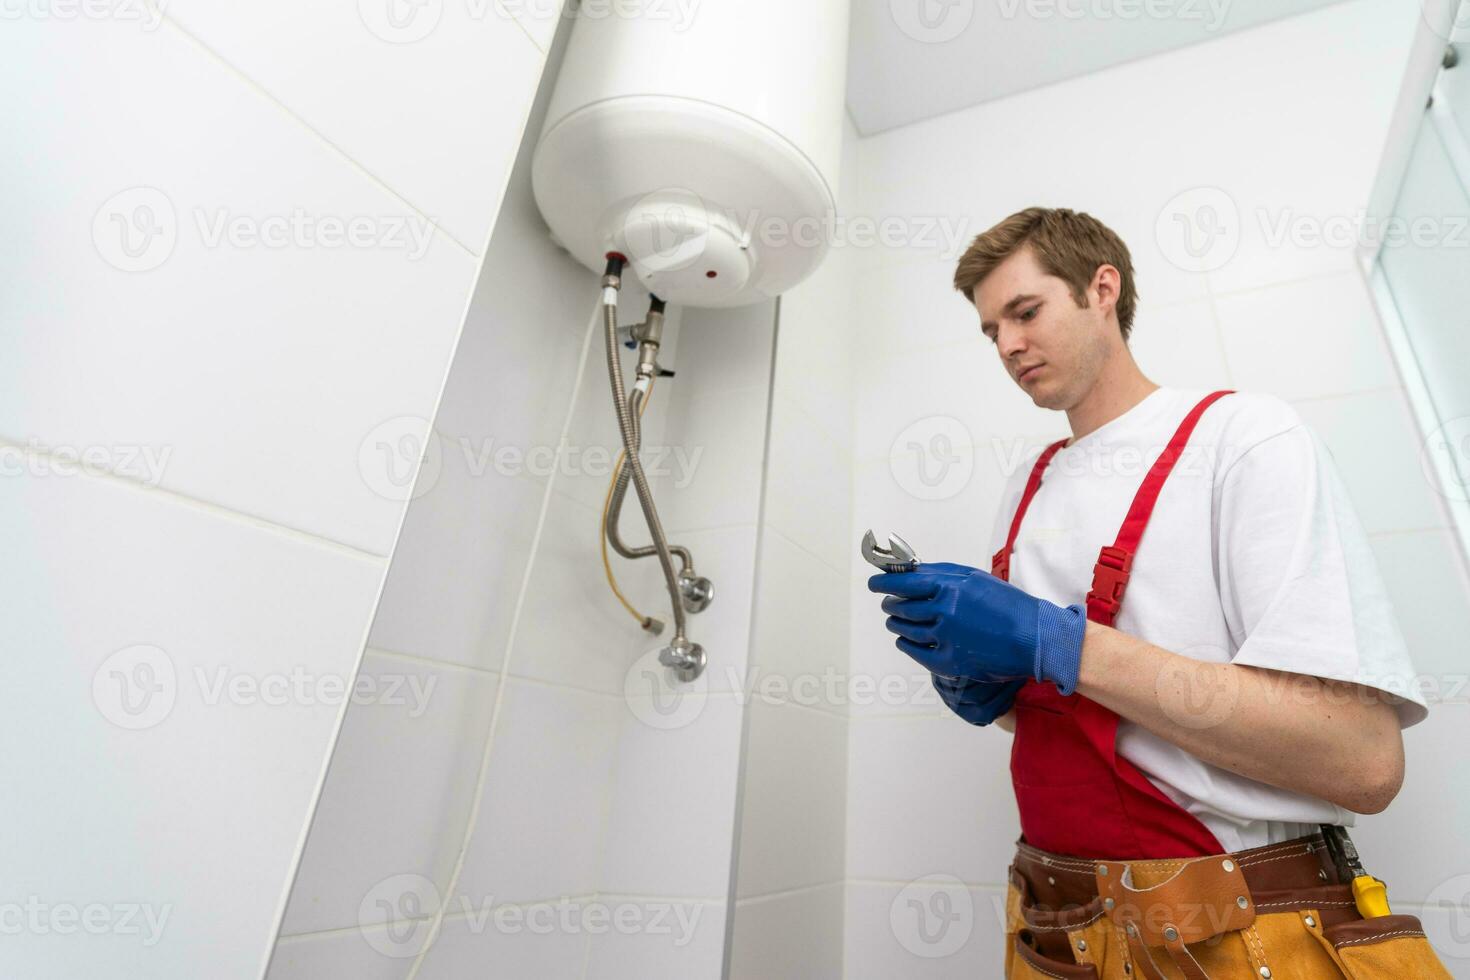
991,547,1011,581
1086,545,1134,622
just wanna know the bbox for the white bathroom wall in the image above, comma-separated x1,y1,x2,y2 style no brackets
725,116,862,980
0,4,556,978
841,1,1470,976
265,6,781,972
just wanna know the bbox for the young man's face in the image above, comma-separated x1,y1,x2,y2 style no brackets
972,245,1114,411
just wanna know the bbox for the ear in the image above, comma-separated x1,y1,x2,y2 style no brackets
1091,263,1121,320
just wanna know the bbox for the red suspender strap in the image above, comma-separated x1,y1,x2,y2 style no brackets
991,438,1069,582
1085,390,1235,625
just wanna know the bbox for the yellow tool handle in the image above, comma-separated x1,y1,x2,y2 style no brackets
1352,874,1392,918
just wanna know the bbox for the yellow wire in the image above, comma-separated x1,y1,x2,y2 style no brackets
600,373,658,627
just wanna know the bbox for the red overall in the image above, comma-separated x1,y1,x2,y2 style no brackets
992,390,1234,859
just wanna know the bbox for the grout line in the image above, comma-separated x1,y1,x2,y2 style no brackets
734,880,845,908
404,302,605,979
364,645,499,677
849,876,1011,890
1285,384,1402,405
1365,526,1453,540
493,0,548,52
147,4,479,257
765,522,850,582
501,670,625,700
0,435,388,565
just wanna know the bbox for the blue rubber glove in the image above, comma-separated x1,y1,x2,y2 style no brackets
932,673,1027,726
868,562,1087,695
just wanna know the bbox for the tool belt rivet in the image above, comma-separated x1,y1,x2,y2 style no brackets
1259,968,1272,978
1098,864,1109,876
1077,939,1088,952
1222,859,1235,872
1163,926,1179,942
1304,915,1316,928
1104,897,1115,911
1236,895,1249,909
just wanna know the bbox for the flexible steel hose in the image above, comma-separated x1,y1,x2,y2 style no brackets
602,295,688,642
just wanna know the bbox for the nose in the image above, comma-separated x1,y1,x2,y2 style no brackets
996,321,1028,362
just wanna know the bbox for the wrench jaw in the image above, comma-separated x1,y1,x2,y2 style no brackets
861,529,921,573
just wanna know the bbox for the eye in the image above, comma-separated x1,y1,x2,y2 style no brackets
1019,305,1039,322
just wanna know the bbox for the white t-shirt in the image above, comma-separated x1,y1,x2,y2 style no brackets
990,385,1429,853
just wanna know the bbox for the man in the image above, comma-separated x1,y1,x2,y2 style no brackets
868,208,1449,978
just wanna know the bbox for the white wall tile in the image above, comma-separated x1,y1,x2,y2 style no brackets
1368,529,1470,689
366,466,544,673
0,18,478,556
158,0,549,251
508,490,671,692
415,908,590,980
735,700,847,898
748,527,851,694
454,679,622,906
597,694,744,898
582,898,727,980
267,929,412,980
1350,703,1470,906
852,0,1413,296
729,884,844,980
650,382,770,535
847,714,1019,886
667,302,777,399
764,401,852,573
0,468,383,978
1294,388,1447,535
845,882,1009,980
851,256,987,360
280,653,497,935
500,0,569,53
1128,298,1233,392
1214,271,1398,401
772,245,856,453
1415,900,1470,979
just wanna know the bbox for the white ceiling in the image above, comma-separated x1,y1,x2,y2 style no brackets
847,0,1351,134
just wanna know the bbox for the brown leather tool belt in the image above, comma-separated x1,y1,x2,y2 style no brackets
1009,830,1369,967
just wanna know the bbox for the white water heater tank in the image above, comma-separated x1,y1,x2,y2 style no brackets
531,0,849,308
